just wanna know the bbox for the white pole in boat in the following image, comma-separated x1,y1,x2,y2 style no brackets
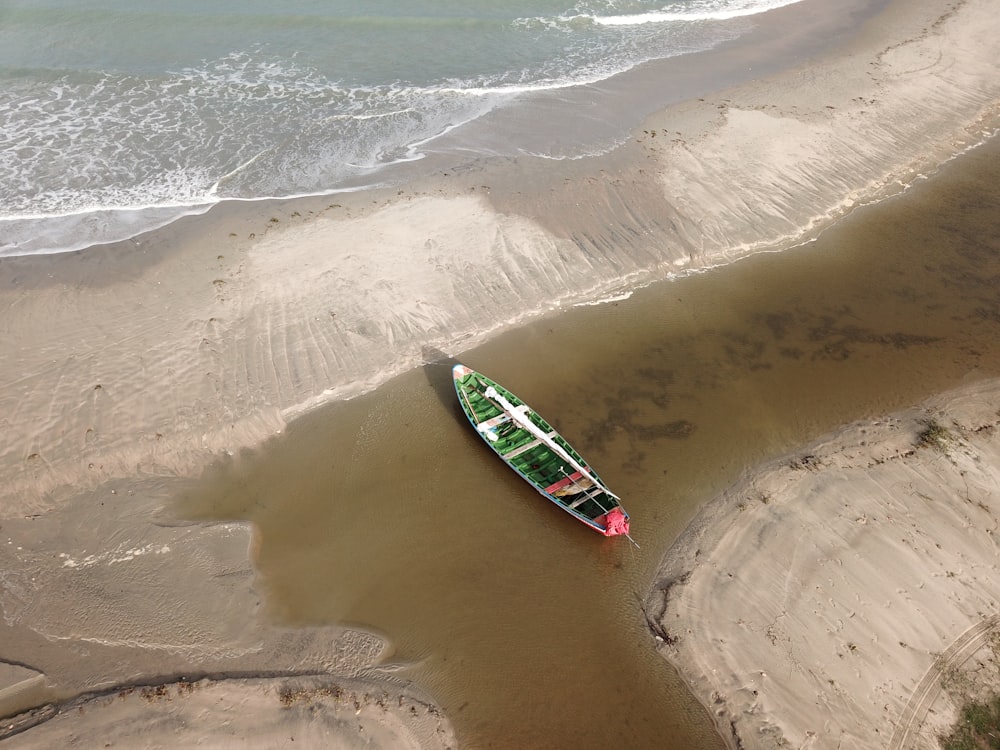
482,385,620,500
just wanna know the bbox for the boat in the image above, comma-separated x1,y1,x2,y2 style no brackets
453,363,636,545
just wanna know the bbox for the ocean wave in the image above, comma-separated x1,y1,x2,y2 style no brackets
582,0,804,25
0,52,503,214
0,204,214,257
0,1,778,255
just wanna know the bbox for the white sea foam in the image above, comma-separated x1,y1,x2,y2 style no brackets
573,290,635,306
587,0,804,25
0,0,790,255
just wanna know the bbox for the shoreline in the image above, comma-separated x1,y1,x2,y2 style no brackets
1,0,888,259
648,378,1000,748
2,0,1000,745
2,0,998,516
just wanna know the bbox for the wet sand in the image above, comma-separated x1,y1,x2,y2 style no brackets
176,131,1000,748
2,0,1000,746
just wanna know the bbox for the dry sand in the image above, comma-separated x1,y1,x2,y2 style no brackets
1,0,999,744
3,675,452,749
648,379,1000,749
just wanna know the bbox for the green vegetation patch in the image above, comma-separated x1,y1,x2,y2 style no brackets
940,694,1000,750
917,418,952,451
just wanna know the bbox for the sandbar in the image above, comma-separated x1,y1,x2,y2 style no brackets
648,380,1000,748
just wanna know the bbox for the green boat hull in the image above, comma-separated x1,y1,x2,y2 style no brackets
453,364,631,538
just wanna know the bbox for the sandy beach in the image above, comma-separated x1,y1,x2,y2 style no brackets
2,0,1000,745
3,0,998,514
649,380,1000,749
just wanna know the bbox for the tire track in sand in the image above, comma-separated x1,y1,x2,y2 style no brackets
888,613,1000,750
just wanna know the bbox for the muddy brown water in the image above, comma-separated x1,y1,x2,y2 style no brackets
179,135,1000,749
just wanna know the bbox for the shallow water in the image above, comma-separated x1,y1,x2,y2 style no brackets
179,135,1000,748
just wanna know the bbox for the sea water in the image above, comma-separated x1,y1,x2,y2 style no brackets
0,0,804,255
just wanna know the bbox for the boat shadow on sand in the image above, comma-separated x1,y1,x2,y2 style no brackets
420,346,465,423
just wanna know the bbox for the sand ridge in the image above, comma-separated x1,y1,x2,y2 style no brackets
649,380,1000,748
641,0,1000,262
2,675,454,748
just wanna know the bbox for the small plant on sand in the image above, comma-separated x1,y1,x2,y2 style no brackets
939,694,1000,749
917,418,951,451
